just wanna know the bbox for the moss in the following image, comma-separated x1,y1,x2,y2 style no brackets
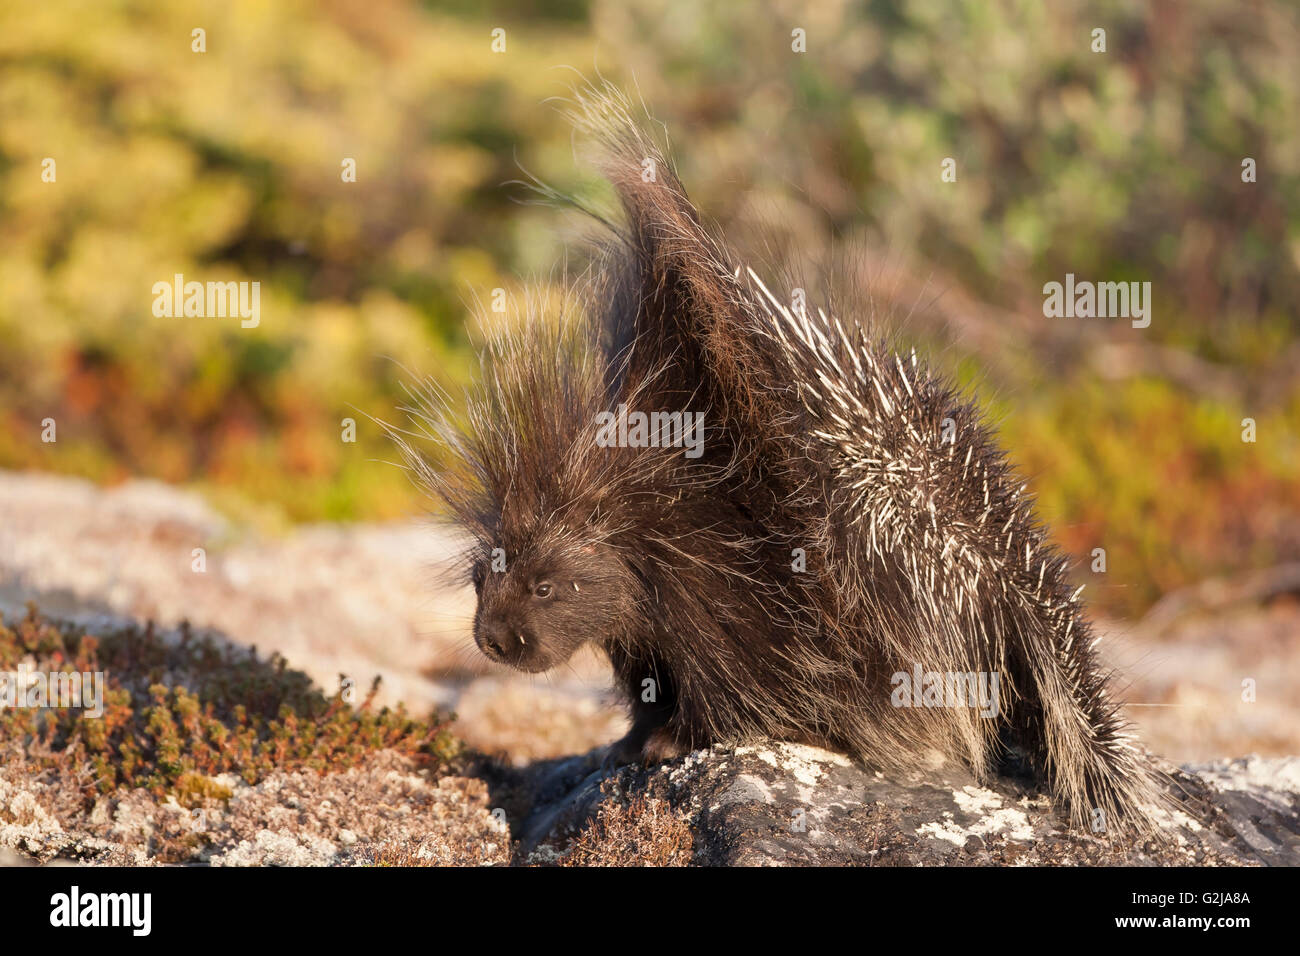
0,604,461,809
174,772,233,807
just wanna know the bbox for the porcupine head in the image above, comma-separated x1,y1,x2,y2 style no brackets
391,294,689,683
389,267,751,774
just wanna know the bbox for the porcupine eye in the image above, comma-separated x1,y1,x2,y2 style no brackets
533,582,554,599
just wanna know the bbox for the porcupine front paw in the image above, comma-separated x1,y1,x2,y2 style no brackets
601,725,688,773
641,726,689,763
600,732,644,774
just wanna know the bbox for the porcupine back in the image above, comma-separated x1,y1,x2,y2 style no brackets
561,85,1166,835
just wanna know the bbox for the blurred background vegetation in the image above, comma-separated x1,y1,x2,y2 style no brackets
1,0,1297,618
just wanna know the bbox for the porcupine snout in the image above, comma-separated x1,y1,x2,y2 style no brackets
474,619,509,662
474,616,528,666
472,601,560,674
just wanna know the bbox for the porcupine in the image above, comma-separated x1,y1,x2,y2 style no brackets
392,86,1166,835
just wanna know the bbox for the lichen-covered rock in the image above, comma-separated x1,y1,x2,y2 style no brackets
6,739,1297,866
515,744,1300,866
0,751,510,867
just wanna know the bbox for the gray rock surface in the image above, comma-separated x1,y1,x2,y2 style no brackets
5,734,1297,865
513,743,1300,866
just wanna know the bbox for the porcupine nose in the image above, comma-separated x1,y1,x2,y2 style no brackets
480,621,525,665
477,621,515,662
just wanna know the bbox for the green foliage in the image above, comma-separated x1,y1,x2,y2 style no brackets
993,376,1300,616
1,0,1296,615
0,0,591,520
595,0,1300,344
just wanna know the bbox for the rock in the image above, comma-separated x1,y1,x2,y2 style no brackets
0,751,511,867
512,743,1300,866
6,737,1296,865
0,847,35,867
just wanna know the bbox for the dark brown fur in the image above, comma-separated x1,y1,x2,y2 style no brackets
389,86,1167,836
